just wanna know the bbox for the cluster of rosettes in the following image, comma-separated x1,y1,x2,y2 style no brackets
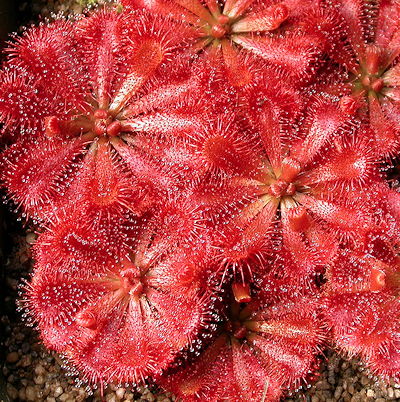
1,0,400,400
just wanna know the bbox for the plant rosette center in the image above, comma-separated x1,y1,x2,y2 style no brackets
44,105,126,143
219,292,323,365
222,300,298,344
247,155,307,222
222,299,254,341
73,259,151,332
251,154,304,201
207,15,232,40
181,1,289,50
353,68,386,98
92,109,123,137
351,45,400,101
222,284,285,343
107,266,146,299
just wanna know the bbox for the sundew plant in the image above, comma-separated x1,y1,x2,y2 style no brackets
1,0,400,400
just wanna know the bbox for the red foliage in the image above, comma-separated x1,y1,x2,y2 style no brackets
1,0,400,400
309,0,400,158
161,278,325,401
24,230,212,384
1,8,206,222
122,0,325,86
